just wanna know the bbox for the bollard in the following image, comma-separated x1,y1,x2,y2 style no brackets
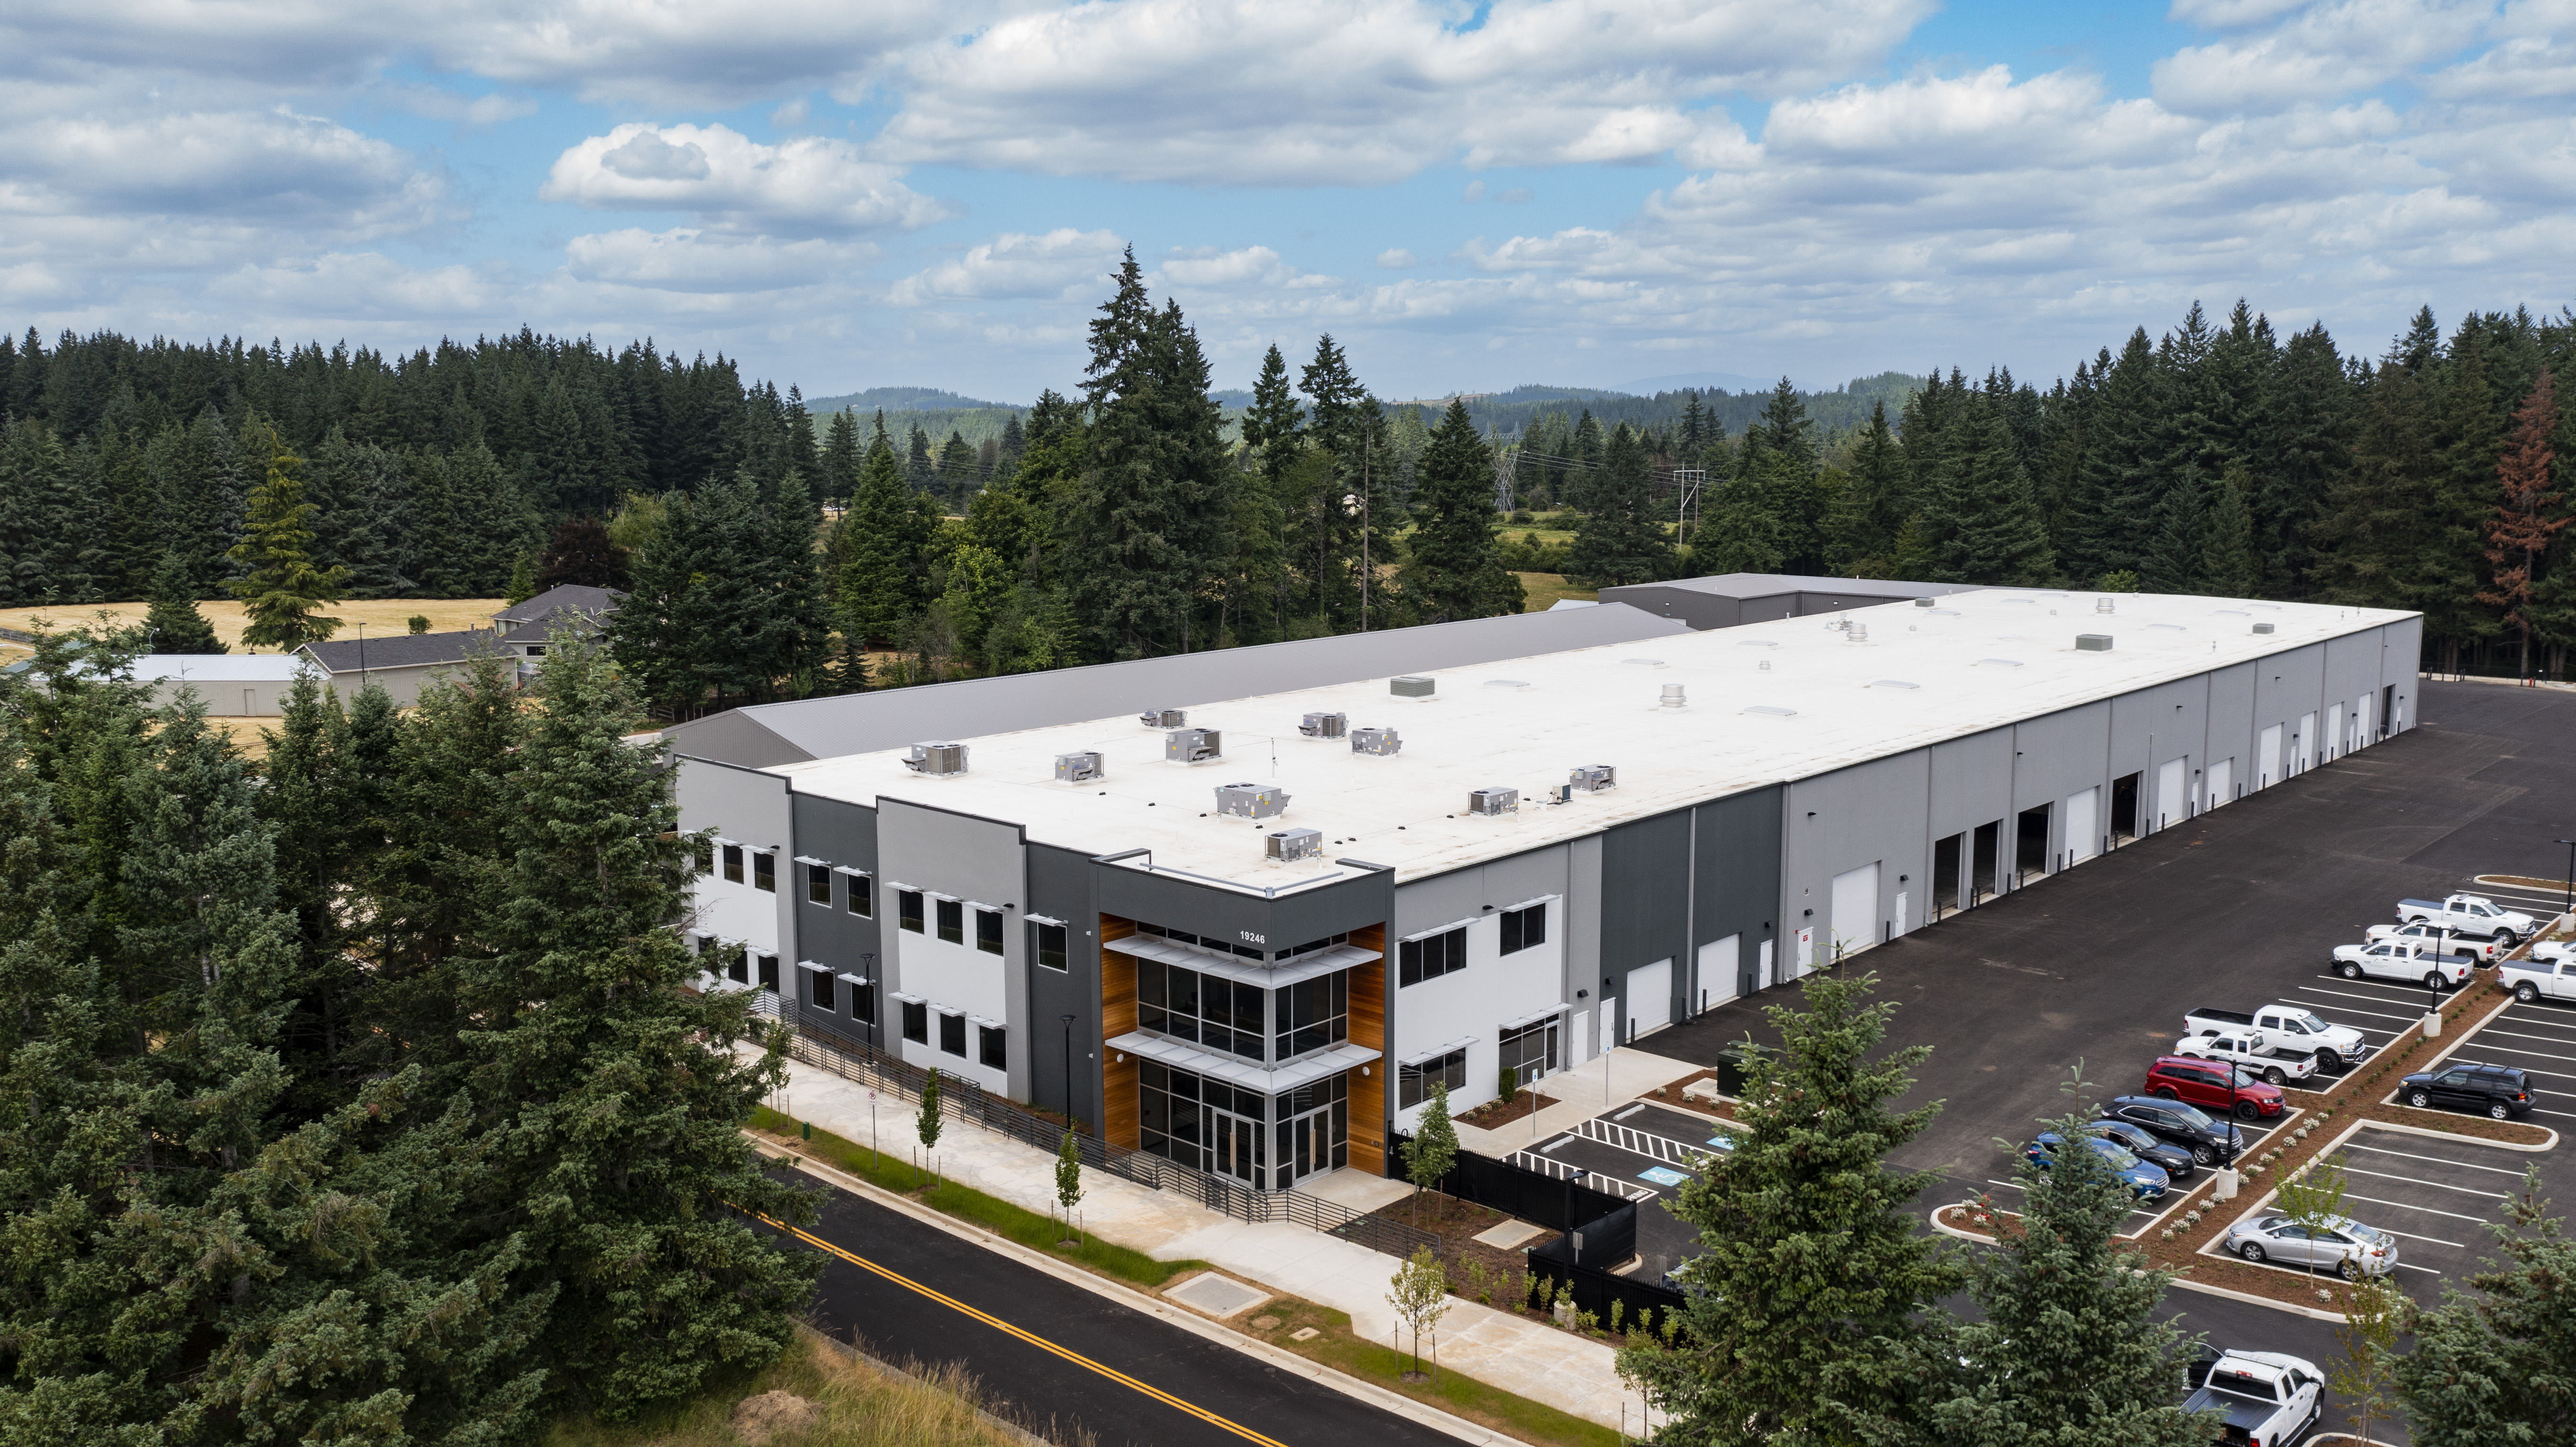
2213,1167,2239,1202
2422,1011,2443,1039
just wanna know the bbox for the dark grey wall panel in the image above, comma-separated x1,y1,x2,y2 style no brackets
789,791,883,1043
1692,785,1781,1004
1026,842,1101,1129
1599,808,1693,1039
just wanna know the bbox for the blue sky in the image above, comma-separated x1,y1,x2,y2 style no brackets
4,0,2568,403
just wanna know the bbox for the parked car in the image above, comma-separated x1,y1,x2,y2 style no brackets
2183,1005,2372,1071
2222,1214,2398,1281
2331,938,2475,988
2502,956,2576,1004
2398,1061,2537,1119
2026,1132,2171,1200
2397,893,2535,943
2086,1118,2196,1179
2105,1094,2246,1166
2174,1031,2319,1086
2535,938,2572,965
2367,920,2504,961
2183,1350,2325,1447
2144,1056,2286,1120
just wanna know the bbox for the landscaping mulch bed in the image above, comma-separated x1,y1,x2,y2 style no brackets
2361,1097,2552,1146
1653,1070,1742,1123
1458,1092,1557,1129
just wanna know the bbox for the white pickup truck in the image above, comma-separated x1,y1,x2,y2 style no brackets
2174,1031,2320,1086
2183,1350,2323,1447
2501,956,2576,1004
2333,937,2475,988
2366,920,2503,962
2184,1006,2374,1071
2397,893,2536,943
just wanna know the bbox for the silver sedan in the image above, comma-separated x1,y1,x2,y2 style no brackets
2221,1214,2398,1280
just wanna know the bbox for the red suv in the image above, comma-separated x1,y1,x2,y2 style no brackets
2145,1057,2285,1120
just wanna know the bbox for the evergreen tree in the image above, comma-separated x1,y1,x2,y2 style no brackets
1913,394,2056,587
1825,399,1906,576
142,550,226,653
1299,334,1368,461
2141,469,2206,594
2072,331,2167,577
2256,325,2351,596
1403,399,1521,622
535,514,627,590
1065,296,1233,657
749,468,834,698
2392,1168,2574,1447
504,550,536,605
2200,464,2260,598
938,430,978,506
0,419,106,605
835,417,921,649
229,425,348,649
1691,468,1786,575
819,408,861,505
906,423,934,492
2478,371,2566,678
1243,342,1306,481
1619,971,1961,1444
1567,423,1672,587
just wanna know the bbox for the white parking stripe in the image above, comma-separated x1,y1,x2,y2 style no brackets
2463,1042,2576,1065
2341,1166,2509,1199
2294,994,2430,1023
1981,1178,2156,1220
2473,1027,2576,1047
2345,1142,2532,1176
2338,1190,2491,1225
2303,981,2448,1007
2395,1263,2444,1274
2365,1225,2468,1249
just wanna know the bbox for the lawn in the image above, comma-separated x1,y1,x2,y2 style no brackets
1515,573,1599,610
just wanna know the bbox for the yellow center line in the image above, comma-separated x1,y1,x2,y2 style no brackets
751,1211,1293,1447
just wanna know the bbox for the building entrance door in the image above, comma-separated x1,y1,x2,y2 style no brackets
1210,1108,1265,1186
1277,1076,1348,1188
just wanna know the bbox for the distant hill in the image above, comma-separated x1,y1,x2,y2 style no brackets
806,386,1024,413
1619,370,1780,396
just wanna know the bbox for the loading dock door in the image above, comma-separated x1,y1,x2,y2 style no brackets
2110,772,2140,843
1701,935,1741,1008
2297,713,2315,772
2206,757,2233,809
2014,805,2051,883
2258,724,2282,789
1830,863,1880,961
2361,691,2378,745
2156,758,2187,829
1971,822,2000,903
2326,703,2342,760
2063,788,2098,864
2381,684,2396,736
1630,959,1673,1037
1932,834,1963,917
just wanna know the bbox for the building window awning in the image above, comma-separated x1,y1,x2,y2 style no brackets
968,1015,1003,1030
1499,894,1560,913
1107,1032,1379,1097
836,973,870,987
793,855,827,866
1402,918,1478,944
1497,1005,1568,1033
796,960,831,973
1103,934,1379,989
1025,913,1066,927
834,865,871,877
890,991,924,1005
1400,1036,1478,1067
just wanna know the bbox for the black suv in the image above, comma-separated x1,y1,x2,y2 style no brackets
2087,1118,2196,1179
2399,1061,2536,1119
2105,1094,2246,1166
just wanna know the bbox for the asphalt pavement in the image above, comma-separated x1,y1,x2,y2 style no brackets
754,1168,1462,1447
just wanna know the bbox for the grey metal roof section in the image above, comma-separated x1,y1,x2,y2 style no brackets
665,604,1689,767
1608,573,1977,601
301,628,501,672
495,584,625,626
1600,574,1983,632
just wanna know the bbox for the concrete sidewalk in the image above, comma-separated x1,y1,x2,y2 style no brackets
768,1052,1675,1432
1452,1044,1704,1160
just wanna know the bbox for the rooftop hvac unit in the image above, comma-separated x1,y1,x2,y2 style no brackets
1300,711,1347,739
1847,623,1869,642
1351,726,1401,756
1660,683,1686,708
1215,782,1289,820
1569,765,1616,793
2095,596,2116,614
2075,634,2114,652
1267,827,1323,863
1055,751,1105,784
1467,786,1519,816
1140,707,1186,728
1913,597,1936,608
904,741,968,776
1165,727,1222,764
2252,622,2275,634
1390,675,1435,698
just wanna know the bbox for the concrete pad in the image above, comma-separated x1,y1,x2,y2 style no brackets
1473,1219,1549,1250
1165,1272,1271,1317
1298,1167,1412,1213
1453,1044,1702,1160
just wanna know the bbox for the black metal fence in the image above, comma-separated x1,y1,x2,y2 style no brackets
1528,1221,1690,1332
1388,1127,1632,1229
774,1019,1440,1261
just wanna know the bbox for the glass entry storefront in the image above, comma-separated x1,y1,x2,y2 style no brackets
1140,1061,1348,1191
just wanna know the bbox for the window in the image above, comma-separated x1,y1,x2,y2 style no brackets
975,908,1004,956
979,1024,1008,1070
726,947,749,985
936,897,963,945
845,873,872,917
1136,959,1268,1063
938,1011,967,1057
854,981,878,1026
1499,1017,1560,1082
757,954,779,994
899,890,925,933
807,968,834,1012
1500,902,1547,955
723,845,743,884
1272,970,1349,1061
1138,1062,1267,1175
1400,1048,1468,1109
696,841,714,875
1398,926,1468,987
807,863,832,905
1036,922,1068,972
752,851,776,893
901,999,928,1044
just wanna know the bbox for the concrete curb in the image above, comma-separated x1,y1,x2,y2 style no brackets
1928,1204,1999,1244
747,1136,1525,1447
2163,1274,2353,1324
2359,1117,2557,1153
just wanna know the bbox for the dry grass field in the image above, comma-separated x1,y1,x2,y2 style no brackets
0,599,509,655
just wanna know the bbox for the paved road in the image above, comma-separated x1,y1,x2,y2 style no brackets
753,1167,1461,1447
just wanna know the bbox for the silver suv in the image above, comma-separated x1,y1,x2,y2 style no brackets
2221,1214,2397,1280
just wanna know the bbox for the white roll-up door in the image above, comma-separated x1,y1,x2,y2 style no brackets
2063,787,2098,863
2206,756,2233,808
2259,724,2282,789
2157,757,2188,829
2326,703,2343,760
1830,862,1881,960
1700,934,1741,1007
1630,958,1672,1036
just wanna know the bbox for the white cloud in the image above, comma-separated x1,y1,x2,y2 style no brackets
565,228,874,293
1377,248,1418,269
887,228,1128,304
2152,0,2494,115
375,84,538,126
541,123,943,235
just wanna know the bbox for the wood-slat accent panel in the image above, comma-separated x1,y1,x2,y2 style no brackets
1100,915,1140,1150
1345,921,1387,1176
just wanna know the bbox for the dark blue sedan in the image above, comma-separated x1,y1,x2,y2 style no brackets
2026,1132,2171,1201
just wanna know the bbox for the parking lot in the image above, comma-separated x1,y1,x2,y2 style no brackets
2212,1126,2542,1300
2443,987,2576,1129
1508,1100,1740,1280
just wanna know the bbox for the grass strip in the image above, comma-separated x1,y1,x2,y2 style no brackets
1245,1296,1624,1447
545,1332,1035,1447
748,1106,1199,1291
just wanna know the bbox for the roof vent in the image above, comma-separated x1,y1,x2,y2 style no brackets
1735,639,1778,649
1847,623,1869,642
1215,782,1288,820
1486,678,1531,690
1468,787,1519,816
1914,597,1936,608
1299,711,1347,739
1744,705,1798,717
2252,622,2276,634
1165,728,1221,764
1267,827,1323,863
1351,725,1401,756
1569,765,1616,792
2096,597,2116,614
1869,679,1920,690
1759,659,1772,671
1622,658,1666,668
1660,683,1686,708
2146,623,2185,632
904,742,968,776
1391,675,1435,698
1975,658,2023,668
1140,707,1185,728
1927,608,1962,617
1054,750,1104,783
2076,634,2114,652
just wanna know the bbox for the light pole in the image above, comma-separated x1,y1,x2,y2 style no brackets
1060,1013,1077,1134
2557,839,2575,921
861,952,875,1041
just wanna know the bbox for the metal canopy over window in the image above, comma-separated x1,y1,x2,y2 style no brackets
1496,1004,1569,1032
1107,1031,1379,1096
1400,1036,1479,1068
1103,934,1379,989
835,972,870,986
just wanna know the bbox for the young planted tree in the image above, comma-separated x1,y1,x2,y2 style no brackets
1385,1248,1453,1382
2393,1166,2576,1447
1617,970,1961,1445
1402,1081,1460,1226
2327,1277,2404,1447
228,428,347,649
142,550,226,653
2274,1150,2352,1281
1056,1128,1086,1247
917,1070,945,1188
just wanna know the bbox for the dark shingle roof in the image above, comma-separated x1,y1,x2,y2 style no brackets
495,585,625,627
299,628,502,673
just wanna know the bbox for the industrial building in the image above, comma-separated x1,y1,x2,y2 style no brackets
669,586,2421,1194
